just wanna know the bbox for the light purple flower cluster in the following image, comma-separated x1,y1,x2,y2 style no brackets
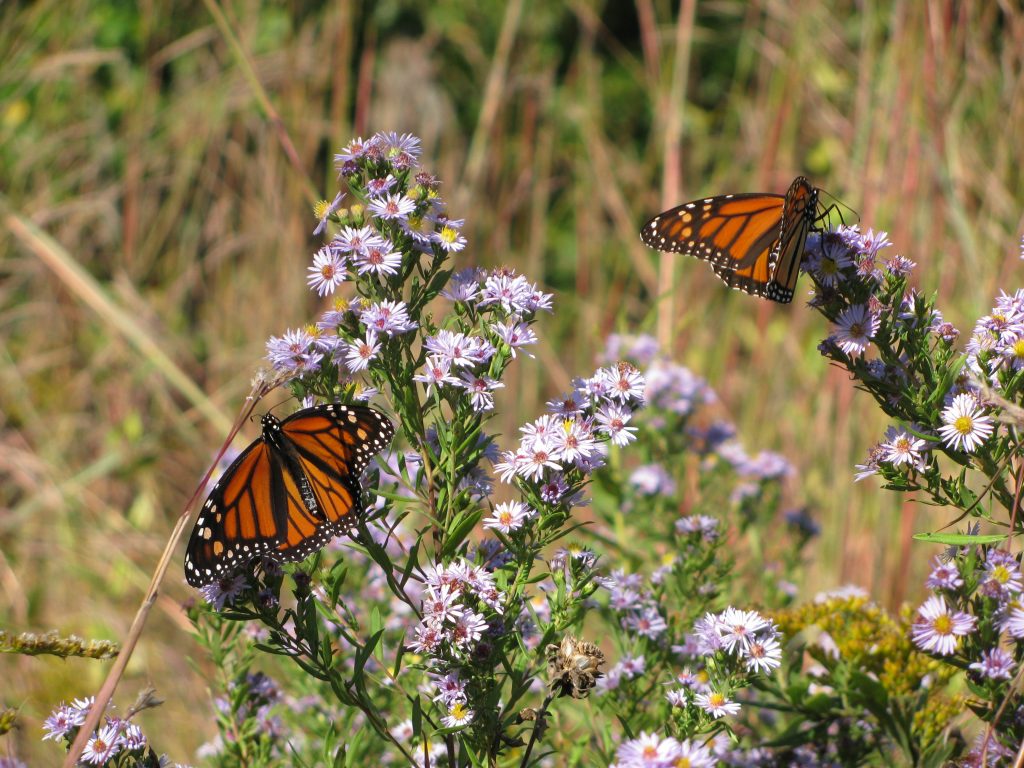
911,549,1024,676
611,731,716,768
494,363,645,492
600,569,669,647
41,697,154,766
664,607,783,721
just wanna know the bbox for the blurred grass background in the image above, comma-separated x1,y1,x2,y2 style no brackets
2,0,1023,762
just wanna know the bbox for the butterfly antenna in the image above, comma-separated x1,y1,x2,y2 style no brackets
818,188,858,229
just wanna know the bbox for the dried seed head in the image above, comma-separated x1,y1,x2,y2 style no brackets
546,634,605,699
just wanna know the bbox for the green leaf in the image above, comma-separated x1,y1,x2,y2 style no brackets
912,532,1006,545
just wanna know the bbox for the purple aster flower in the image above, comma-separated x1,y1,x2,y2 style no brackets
482,501,532,534
491,321,538,358
42,704,76,741
980,549,1024,598
367,193,416,222
360,299,417,336
432,670,467,705
332,225,383,256
365,174,397,196
440,702,474,729
516,438,562,481
695,690,741,719
832,304,880,356
81,724,122,765
717,607,770,654
432,220,467,253
938,393,995,453
423,330,492,367
615,732,684,766
597,364,646,403
334,136,372,165
375,131,422,164
546,389,588,416
266,328,324,374
810,236,853,286
743,635,783,673
409,623,443,654
478,271,532,314
548,418,599,464
626,608,668,639
343,330,381,373
969,647,1015,680
887,254,916,276
858,228,893,258
595,403,638,446
629,464,676,496
451,610,488,648
199,573,247,610
925,556,964,591
538,473,570,503
413,355,460,394
353,239,402,277
880,425,928,470
911,595,977,654
456,371,504,412
421,584,463,628
313,191,344,236
675,515,720,541
441,267,484,302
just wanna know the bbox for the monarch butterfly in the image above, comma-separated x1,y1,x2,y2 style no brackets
640,176,823,303
184,403,395,587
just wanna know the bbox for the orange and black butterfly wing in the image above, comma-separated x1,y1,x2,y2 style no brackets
184,439,294,587
640,177,819,304
279,404,395,533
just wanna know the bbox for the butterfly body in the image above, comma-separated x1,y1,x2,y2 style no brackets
640,176,821,303
184,403,394,587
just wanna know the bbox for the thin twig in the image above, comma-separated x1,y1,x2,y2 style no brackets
63,382,271,767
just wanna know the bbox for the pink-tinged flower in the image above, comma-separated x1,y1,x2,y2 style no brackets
969,647,1015,680
332,225,383,256
456,371,504,412
597,364,646,403
911,595,977,655
266,328,324,374
424,330,493,367
343,330,381,373
546,389,588,416
440,701,473,729
432,670,467,705
441,267,484,303
353,239,402,277
595,403,638,446
409,623,443,654
694,690,741,718
360,300,417,336
482,501,532,534
492,321,538,358
980,549,1024,598
82,724,122,764
675,739,717,768
451,610,488,648
365,174,397,197
41,704,76,741
880,425,928,470
413,355,459,394
334,136,372,165
421,584,463,627
199,573,247,611
367,193,416,222
477,271,532,313
925,556,964,591
615,732,682,766
675,515,720,541
938,393,995,453
548,418,599,464
718,607,770,654
743,635,783,673
493,450,523,484
376,131,422,163
626,608,668,639
517,438,562,481
858,228,893,258
832,304,880,356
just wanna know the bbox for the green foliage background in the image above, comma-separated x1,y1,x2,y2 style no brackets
1,0,1022,762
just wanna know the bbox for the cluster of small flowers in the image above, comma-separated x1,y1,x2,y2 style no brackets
665,608,783,719
611,731,716,768
41,697,177,766
413,267,551,412
601,569,668,643
408,558,510,730
493,363,645,492
912,549,1024,676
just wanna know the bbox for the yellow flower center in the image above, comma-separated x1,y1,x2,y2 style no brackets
953,415,974,436
932,614,953,635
